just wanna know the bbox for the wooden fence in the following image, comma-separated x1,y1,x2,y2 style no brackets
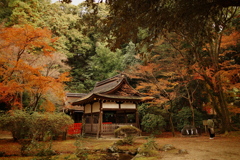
67,123,138,135
84,122,137,134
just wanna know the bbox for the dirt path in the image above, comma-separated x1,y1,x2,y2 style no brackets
153,135,240,160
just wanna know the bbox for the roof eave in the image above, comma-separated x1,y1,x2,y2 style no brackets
72,93,154,106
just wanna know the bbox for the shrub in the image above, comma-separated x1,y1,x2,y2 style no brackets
114,125,141,145
141,113,166,135
114,125,141,137
0,110,33,140
31,112,74,140
139,137,159,156
0,110,74,141
115,135,135,145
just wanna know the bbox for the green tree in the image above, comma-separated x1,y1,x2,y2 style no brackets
0,0,12,22
63,2,137,92
40,2,96,92
87,42,124,82
175,107,204,131
0,0,50,27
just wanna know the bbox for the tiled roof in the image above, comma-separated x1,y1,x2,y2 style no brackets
72,74,154,105
90,74,125,94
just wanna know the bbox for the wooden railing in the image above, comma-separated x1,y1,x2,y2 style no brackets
76,123,138,134
68,122,137,135
85,124,98,133
102,123,137,134
67,122,138,136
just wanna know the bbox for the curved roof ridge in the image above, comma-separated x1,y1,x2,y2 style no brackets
94,74,124,88
91,74,126,94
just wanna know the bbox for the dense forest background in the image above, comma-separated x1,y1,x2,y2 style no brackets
0,0,239,134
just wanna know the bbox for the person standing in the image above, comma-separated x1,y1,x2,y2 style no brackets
207,118,215,139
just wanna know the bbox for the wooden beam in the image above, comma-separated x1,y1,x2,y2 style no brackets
96,101,102,138
136,110,140,129
91,103,93,132
97,111,103,138
81,114,85,136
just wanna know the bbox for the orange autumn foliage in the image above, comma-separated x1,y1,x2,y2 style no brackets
0,24,57,57
192,28,240,117
126,62,179,106
0,25,68,111
221,31,240,49
40,100,56,112
193,28,240,92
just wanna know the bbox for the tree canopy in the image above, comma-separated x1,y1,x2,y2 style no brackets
80,0,240,49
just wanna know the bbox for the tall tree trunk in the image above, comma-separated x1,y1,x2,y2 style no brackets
190,104,195,127
205,81,232,133
183,83,198,127
217,86,232,132
169,113,175,137
204,33,232,133
169,100,175,137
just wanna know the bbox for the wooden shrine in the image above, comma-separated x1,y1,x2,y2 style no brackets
72,74,154,137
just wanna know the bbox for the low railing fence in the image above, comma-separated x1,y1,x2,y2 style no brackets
68,123,137,135
102,123,137,133
85,122,137,134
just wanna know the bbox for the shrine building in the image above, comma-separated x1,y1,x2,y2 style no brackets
72,74,154,137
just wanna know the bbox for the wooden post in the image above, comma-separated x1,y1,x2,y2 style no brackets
96,111,102,138
124,110,127,123
91,103,93,132
81,115,85,136
81,105,86,136
136,103,141,136
96,101,103,138
136,110,140,129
